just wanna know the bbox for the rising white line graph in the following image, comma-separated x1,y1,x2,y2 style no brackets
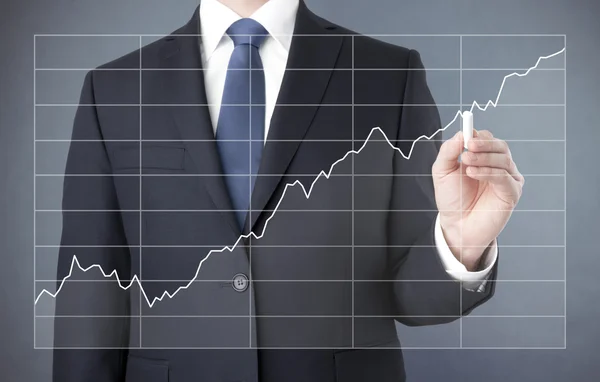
34,47,566,307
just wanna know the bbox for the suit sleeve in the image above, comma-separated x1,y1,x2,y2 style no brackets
387,49,498,327
53,71,130,381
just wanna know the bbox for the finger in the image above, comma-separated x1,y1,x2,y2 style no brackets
432,131,463,174
512,163,525,185
463,152,524,183
465,166,521,203
478,130,513,158
473,129,493,140
468,132,524,185
461,152,514,172
467,135,509,154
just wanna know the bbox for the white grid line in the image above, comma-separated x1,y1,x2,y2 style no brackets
563,34,567,349
33,347,568,350
459,34,463,348
34,347,569,350
38,315,566,318
34,139,568,142
34,33,568,36
35,280,566,283
34,103,566,107
248,33,253,348
33,35,37,348
34,67,566,71
34,173,567,177
138,35,143,348
351,35,355,347
33,209,567,213
35,244,567,248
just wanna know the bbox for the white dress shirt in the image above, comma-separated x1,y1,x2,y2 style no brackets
199,0,497,290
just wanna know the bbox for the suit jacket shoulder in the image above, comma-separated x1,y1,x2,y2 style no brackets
308,13,414,70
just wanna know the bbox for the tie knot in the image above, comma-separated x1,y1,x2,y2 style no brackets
227,18,268,48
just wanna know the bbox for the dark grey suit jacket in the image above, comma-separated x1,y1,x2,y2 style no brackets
53,2,498,381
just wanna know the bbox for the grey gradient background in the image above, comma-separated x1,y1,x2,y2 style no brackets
1,0,599,381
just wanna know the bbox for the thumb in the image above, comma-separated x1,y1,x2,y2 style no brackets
432,131,463,175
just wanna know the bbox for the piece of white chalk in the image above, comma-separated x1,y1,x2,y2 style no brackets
462,111,473,150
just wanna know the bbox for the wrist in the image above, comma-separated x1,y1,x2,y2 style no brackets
439,222,486,271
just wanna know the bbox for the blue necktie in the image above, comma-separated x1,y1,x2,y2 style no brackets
216,19,268,229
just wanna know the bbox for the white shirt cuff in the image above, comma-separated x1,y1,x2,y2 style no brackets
434,213,498,292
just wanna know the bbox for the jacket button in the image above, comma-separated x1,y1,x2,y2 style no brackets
232,273,249,292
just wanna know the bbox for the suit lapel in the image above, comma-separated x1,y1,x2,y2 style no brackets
247,1,343,233
159,8,241,238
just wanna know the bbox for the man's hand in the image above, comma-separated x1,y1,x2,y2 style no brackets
432,129,525,271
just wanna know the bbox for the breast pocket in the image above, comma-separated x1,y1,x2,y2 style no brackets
111,145,186,173
125,355,169,382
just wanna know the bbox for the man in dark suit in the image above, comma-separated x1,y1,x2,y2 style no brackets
52,0,524,381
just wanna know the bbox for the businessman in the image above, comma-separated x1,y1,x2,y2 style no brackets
53,0,524,381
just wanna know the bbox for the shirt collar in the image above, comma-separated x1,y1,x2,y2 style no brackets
199,0,299,60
